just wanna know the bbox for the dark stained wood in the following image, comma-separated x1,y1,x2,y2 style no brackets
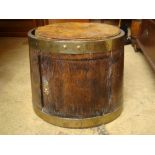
0,19,49,37
37,50,123,118
131,20,142,51
131,20,141,38
29,47,43,109
137,20,155,71
0,19,121,37
48,19,90,24
29,48,124,118
29,22,124,120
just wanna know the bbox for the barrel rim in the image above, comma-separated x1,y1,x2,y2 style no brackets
28,28,125,54
28,28,124,42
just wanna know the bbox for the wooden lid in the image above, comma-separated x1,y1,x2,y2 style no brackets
35,22,120,40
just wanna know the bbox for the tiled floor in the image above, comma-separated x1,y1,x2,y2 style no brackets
0,37,155,134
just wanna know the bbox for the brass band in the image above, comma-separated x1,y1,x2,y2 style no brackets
28,29,124,54
33,105,123,128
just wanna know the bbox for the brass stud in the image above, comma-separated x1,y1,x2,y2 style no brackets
63,44,67,49
43,79,49,95
43,88,49,95
77,45,81,49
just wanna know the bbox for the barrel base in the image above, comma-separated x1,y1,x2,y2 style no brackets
33,105,123,128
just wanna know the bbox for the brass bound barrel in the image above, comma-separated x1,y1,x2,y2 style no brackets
28,22,124,128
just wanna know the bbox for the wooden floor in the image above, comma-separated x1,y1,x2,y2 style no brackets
0,37,155,134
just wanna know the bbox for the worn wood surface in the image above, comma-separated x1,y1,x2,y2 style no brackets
35,22,120,40
29,22,124,122
29,48,124,118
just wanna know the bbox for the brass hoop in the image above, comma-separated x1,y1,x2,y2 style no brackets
33,105,123,128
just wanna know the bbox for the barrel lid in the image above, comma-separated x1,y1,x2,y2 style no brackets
35,22,121,40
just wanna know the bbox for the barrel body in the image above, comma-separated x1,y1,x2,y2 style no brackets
28,25,124,128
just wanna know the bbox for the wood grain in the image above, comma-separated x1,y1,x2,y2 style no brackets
29,22,124,123
35,22,120,40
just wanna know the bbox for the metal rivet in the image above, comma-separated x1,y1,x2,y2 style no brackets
63,45,67,49
43,88,49,95
77,45,81,49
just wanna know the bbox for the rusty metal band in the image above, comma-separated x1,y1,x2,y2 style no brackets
33,105,123,128
28,29,125,54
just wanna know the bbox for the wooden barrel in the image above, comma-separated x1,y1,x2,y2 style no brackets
28,22,124,128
